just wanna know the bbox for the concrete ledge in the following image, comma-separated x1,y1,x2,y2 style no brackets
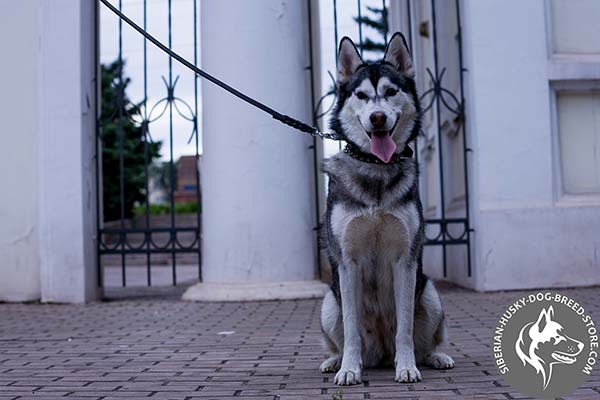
182,280,329,302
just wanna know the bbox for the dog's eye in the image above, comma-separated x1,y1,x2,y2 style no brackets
385,88,398,97
356,91,368,101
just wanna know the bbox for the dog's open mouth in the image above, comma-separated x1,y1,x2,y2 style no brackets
367,130,396,163
552,351,577,364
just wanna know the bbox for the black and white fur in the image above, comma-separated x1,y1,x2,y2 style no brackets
320,33,454,386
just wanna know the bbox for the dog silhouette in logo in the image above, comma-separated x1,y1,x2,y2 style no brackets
515,306,584,389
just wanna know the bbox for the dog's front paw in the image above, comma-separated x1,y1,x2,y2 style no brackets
425,352,455,369
395,365,421,383
334,366,362,385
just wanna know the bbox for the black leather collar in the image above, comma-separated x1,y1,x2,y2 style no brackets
343,142,414,165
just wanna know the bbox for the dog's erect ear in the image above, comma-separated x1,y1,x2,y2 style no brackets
383,32,415,79
535,307,551,333
337,37,363,84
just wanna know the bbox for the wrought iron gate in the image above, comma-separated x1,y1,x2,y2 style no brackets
96,0,201,287
96,0,472,288
310,0,472,277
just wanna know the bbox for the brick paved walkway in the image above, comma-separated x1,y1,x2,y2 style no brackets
1,285,599,400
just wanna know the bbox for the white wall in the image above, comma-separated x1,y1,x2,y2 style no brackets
0,0,98,302
461,0,600,290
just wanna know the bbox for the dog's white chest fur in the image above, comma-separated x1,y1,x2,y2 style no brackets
332,204,417,263
332,206,410,265
331,205,416,364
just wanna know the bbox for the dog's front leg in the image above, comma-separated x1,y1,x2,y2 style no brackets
334,260,362,386
393,257,421,383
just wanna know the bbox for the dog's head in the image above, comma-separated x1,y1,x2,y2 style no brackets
515,306,584,389
330,33,420,163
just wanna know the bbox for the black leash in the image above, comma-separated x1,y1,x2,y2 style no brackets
99,0,339,140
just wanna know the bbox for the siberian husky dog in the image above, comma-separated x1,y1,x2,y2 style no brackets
320,33,454,386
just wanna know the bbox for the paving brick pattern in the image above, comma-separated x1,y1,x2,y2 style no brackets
1,285,599,399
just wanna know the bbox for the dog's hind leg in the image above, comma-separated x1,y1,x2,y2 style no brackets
423,322,455,369
320,290,343,373
414,280,455,370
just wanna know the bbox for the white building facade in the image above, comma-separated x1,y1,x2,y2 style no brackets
1,0,599,302
389,0,600,291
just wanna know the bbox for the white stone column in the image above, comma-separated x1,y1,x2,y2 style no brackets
183,0,326,301
0,0,98,303
38,0,99,303
0,1,43,302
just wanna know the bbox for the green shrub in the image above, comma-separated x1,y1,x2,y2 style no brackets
133,202,200,217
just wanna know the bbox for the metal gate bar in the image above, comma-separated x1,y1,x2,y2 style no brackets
420,0,472,277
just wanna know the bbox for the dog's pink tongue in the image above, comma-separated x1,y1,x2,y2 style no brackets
370,134,397,163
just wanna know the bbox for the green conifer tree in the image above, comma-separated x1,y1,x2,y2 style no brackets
354,4,389,55
100,59,162,221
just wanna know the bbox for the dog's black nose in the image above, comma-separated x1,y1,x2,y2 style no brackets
370,112,387,129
